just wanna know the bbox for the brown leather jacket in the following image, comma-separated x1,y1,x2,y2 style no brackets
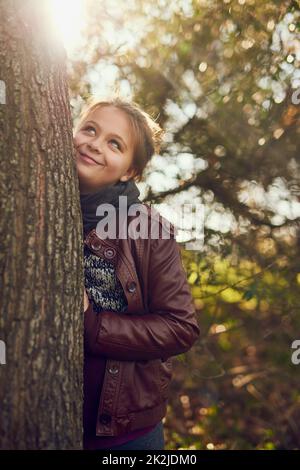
84,204,200,436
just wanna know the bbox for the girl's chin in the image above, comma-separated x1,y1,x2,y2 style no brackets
76,161,98,179
76,164,119,189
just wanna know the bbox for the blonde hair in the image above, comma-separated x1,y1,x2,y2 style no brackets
74,95,164,182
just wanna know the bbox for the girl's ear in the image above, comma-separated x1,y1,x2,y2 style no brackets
120,167,137,182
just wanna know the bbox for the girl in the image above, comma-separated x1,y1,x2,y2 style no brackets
74,96,200,450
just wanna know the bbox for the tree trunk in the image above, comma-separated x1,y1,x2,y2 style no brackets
0,0,83,449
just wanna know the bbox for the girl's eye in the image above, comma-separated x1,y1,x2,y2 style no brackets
83,126,96,134
81,127,121,150
110,139,121,150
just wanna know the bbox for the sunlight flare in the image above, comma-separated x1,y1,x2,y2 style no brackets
49,0,86,53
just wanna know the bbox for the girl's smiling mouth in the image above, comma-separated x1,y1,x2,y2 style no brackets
78,151,104,166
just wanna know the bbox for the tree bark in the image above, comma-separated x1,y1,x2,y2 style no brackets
0,0,83,449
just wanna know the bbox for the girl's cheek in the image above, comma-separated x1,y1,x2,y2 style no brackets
73,132,83,146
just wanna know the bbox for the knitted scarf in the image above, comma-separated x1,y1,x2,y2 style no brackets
80,179,141,237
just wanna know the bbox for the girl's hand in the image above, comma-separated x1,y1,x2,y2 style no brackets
83,288,89,312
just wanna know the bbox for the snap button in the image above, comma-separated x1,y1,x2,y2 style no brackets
104,248,116,259
127,281,136,293
108,364,119,375
99,413,112,425
91,239,101,251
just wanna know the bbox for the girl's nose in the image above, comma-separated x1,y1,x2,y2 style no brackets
87,139,102,153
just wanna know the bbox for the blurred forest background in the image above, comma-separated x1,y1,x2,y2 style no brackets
58,0,300,449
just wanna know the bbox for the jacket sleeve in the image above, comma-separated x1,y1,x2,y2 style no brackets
84,235,200,361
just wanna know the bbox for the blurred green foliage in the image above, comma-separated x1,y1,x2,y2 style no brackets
163,248,300,449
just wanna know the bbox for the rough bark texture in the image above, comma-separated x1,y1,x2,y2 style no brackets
0,0,83,449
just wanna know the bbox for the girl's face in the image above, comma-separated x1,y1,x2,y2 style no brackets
74,105,136,194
